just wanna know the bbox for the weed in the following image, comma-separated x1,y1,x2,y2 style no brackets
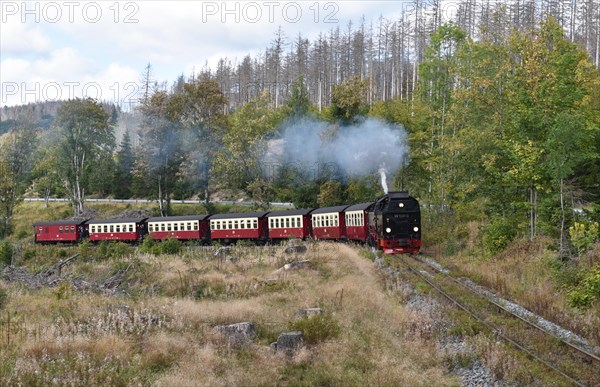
0,240,14,266
0,287,8,310
288,313,340,345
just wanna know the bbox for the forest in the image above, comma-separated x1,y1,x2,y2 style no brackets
1,1,599,260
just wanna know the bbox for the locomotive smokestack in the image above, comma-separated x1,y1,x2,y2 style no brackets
379,166,389,194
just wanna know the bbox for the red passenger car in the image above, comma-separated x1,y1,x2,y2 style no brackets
344,202,374,242
147,215,210,242
311,205,349,240
209,212,269,244
87,218,147,242
33,220,87,244
266,209,314,240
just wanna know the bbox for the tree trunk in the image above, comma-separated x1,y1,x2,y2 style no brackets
529,185,537,240
559,178,565,255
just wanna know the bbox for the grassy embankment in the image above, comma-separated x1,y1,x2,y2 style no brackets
422,215,600,347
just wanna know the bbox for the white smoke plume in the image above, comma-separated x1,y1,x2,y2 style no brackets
379,166,389,194
267,117,409,188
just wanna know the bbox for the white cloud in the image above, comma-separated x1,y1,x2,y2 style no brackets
1,0,433,107
0,22,52,54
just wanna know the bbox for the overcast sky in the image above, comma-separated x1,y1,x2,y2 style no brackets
1,1,460,108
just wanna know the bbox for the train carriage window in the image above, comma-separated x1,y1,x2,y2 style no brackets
160,224,164,232
193,222,198,231
234,220,239,229
103,225,107,233
166,223,171,232
252,219,257,229
129,225,134,232
38,227,43,234
90,226,95,233
174,223,178,231
180,223,184,231
108,225,113,233
59,226,63,233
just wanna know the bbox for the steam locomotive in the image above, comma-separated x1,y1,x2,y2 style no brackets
33,192,422,254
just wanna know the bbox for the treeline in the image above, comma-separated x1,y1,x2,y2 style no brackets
194,0,600,112
1,17,599,258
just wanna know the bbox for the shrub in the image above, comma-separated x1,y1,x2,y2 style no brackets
483,216,518,254
97,241,129,260
567,265,600,309
0,240,13,266
288,313,340,345
569,221,599,257
139,235,157,254
159,238,181,255
139,236,181,255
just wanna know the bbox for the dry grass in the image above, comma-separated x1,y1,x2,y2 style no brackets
0,241,460,386
435,236,600,346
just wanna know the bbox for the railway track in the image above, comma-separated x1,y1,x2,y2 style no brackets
394,254,600,386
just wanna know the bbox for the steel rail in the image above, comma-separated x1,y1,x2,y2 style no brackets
412,255,600,365
397,256,586,387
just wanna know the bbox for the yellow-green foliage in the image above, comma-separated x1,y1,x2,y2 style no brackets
569,221,599,256
567,265,600,309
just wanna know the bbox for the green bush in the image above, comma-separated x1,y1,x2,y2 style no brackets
569,221,599,256
288,313,340,345
139,236,181,255
97,241,129,260
159,238,181,255
567,265,600,309
483,216,518,255
139,235,157,254
0,240,13,266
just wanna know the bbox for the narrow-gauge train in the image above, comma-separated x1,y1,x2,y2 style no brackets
33,192,422,254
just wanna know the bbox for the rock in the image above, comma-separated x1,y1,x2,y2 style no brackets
274,331,305,356
213,322,257,348
284,245,307,254
283,260,310,270
295,308,324,319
